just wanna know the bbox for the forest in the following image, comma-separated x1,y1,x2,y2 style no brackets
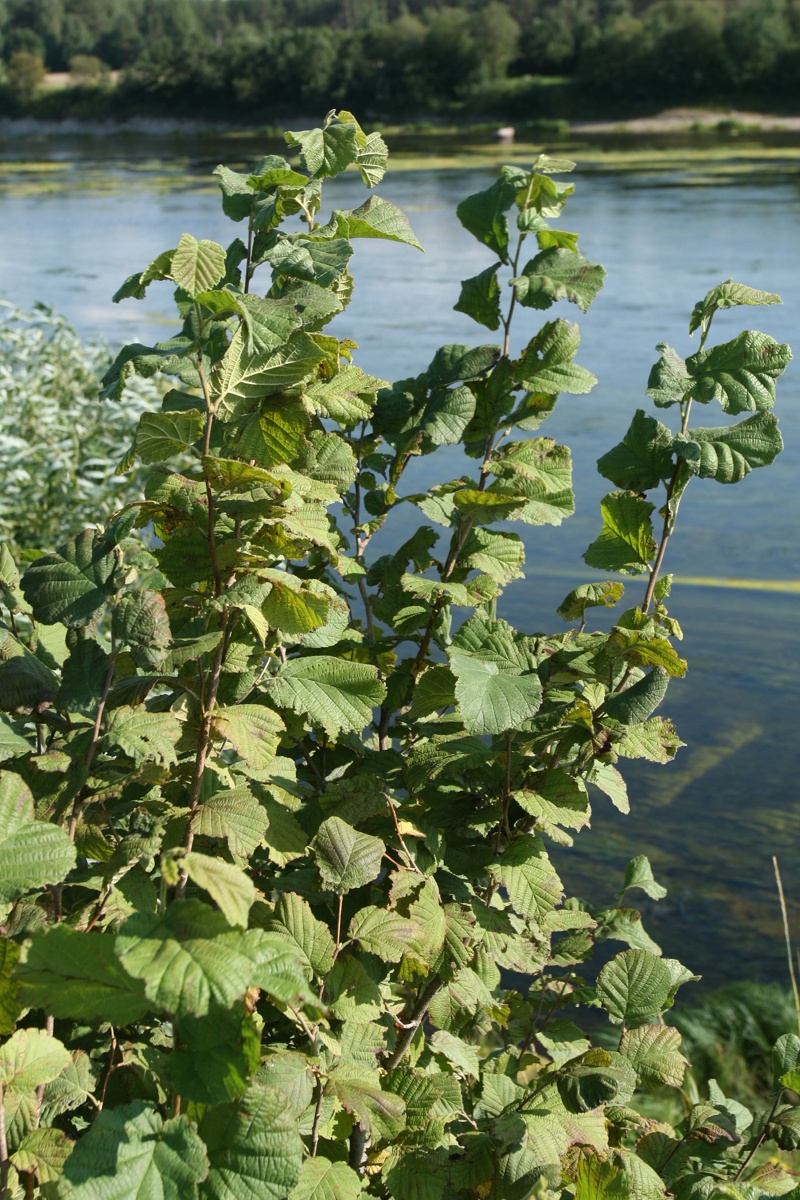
1,0,799,122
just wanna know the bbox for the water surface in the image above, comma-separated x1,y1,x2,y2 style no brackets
1,136,798,987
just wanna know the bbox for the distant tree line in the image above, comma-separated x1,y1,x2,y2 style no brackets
1,0,799,119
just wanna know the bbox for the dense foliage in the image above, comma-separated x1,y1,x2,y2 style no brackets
0,303,160,556
3,0,800,119
0,110,797,1200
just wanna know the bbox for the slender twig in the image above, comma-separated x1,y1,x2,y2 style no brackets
68,640,119,841
98,1027,118,1110
197,357,222,598
381,975,445,1071
734,1089,784,1183
33,1014,55,1128
773,856,800,1035
501,169,538,359
310,1075,325,1157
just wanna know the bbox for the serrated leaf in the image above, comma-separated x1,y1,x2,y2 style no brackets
105,706,181,767
689,279,782,334
513,248,606,313
461,528,525,584
268,893,334,977
495,835,563,920
183,852,255,928
348,906,421,962
330,196,422,250
59,1102,209,1200
517,319,597,395
0,1027,71,1092
269,657,385,738
286,120,359,178
616,716,684,763
449,649,542,736
0,714,31,762
192,788,268,862
558,581,624,622
0,772,76,902
456,176,518,262
171,233,226,297
603,667,670,725
290,1158,362,1200
116,901,307,1018
22,527,119,627
112,589,171,668
687,331,791,414
165,1005,259,1106
306,365,387,429
619,1025,687,1086
454,264,502,330
646,343,693,408
674,411,783,483
597,950,697,1025
590,762,629,813
200,1082,303,1200
576,1152,664,1200
130,409,204,465
598,409,675,490
212,705,284,771
311,817,385,894
331,1067,406,1140
17,926,150,1025
429,1030,480,1078
583,492,656,574
11,1126,73,1184
215,329,324,419
621,855,667,901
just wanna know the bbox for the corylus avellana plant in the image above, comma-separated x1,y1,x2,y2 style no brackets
0,111,795,1200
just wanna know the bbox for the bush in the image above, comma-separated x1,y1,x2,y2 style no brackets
0,110,796,1200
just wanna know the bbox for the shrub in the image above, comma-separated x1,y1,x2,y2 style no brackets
0,110,796,1200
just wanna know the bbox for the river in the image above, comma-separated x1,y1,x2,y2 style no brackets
1,130,799,988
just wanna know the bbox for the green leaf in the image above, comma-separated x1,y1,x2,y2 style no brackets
105,706,182,767
597,409,675,490
603,668,670,725
597,950,697,1025
495,835,563,921
59,1102,209,1200
674,411,783,483
165,1005,259,1107
17,926,150,1025
286,119,360,178
191,788,268,862
558,581,624,622
514,771,590,831
456,176,518,262
331,1067,407,1141
115,901,307,1018
183,852,256,928
268,893,335,977
686,331,792,414
461,528,525,584
311,817,385,895
130,409,204,465
22,527,119,627
357,130,388,187
0,1027,71,1091
328,196,422,250
113,247,176,302
11,1126,73,1184
0,714,32,762
215,330,324,419
607,632,686,678
616,716,684,763
589,762,629,813
200,1082,304,1200
575,1152,664,1200
112,589,171,668
619,1025,687,1086
211,705,284,771
306,365,387,429
513,248,606,313
269,657,385,738
171,233,226,297
583,492,656,574
429,1030,480,1078
448,649,542,736
454,264,502,331
235,400,309,469
348,906,421,962
620,855,667,902
427,343,501,387
290,1158,362,1200
646,343,693,409
489,437,572,492
516,319,597,395
0,772,76,902
689,278,782,334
